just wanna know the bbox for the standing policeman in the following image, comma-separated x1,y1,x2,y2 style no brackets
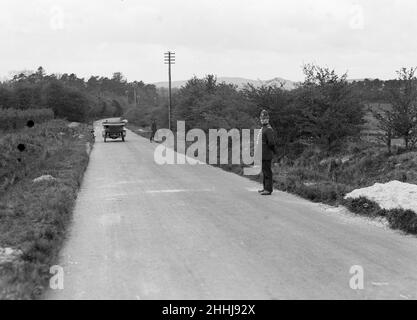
258,110,276,196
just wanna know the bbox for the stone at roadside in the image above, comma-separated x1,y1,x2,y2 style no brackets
341,156,351,164
0,247,23,264
68,122,81,128
86,142,92,155
33,175,56,183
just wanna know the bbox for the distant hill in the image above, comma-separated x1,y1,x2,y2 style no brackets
153,77,299,91
348,78,377,83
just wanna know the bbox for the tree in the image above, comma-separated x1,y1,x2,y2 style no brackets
110,72,127,96
112,99,123,117
44,81,88,122
194,83,256,130
0,86,14,109
371,104,395,154
381,67,417,150
172,75,256,131
13,83,42,109
87,76,101,93
173,76,209,130
25,66,46,84
294,64,365,150
242,84,299,154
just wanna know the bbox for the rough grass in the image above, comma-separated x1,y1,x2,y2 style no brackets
0,108,54,131
0,119,94,299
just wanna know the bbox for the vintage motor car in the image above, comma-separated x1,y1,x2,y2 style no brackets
102,119,127,142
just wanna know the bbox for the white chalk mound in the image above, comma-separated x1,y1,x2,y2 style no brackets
345,180,417,212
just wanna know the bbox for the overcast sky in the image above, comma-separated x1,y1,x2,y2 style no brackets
1,0,417,83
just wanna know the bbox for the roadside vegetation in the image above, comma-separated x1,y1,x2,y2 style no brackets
0,68,105,299
0,119,94,299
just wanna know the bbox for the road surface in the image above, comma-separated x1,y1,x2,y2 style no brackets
46,124,417,300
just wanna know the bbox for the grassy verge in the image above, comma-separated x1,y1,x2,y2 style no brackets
269,145,417,235
0,119,94,299
128,123,417,236
263,153,417,235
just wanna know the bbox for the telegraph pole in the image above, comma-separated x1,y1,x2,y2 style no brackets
164,51,175,130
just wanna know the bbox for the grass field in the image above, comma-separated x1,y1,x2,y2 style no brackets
0,120,94,299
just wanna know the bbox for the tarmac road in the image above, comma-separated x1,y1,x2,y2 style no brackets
46,124,417,300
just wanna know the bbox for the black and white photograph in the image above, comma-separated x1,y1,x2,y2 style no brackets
0,0,417,307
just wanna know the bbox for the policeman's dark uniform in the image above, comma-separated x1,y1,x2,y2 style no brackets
261,123,276,194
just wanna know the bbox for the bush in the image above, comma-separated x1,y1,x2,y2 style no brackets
341,197,382,217
342,197,417,234
124,107,148,127
44,82,88,122
384,209,417,234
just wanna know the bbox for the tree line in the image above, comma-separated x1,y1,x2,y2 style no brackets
1,65,416,156
169,65,417,157
0,67,160,123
